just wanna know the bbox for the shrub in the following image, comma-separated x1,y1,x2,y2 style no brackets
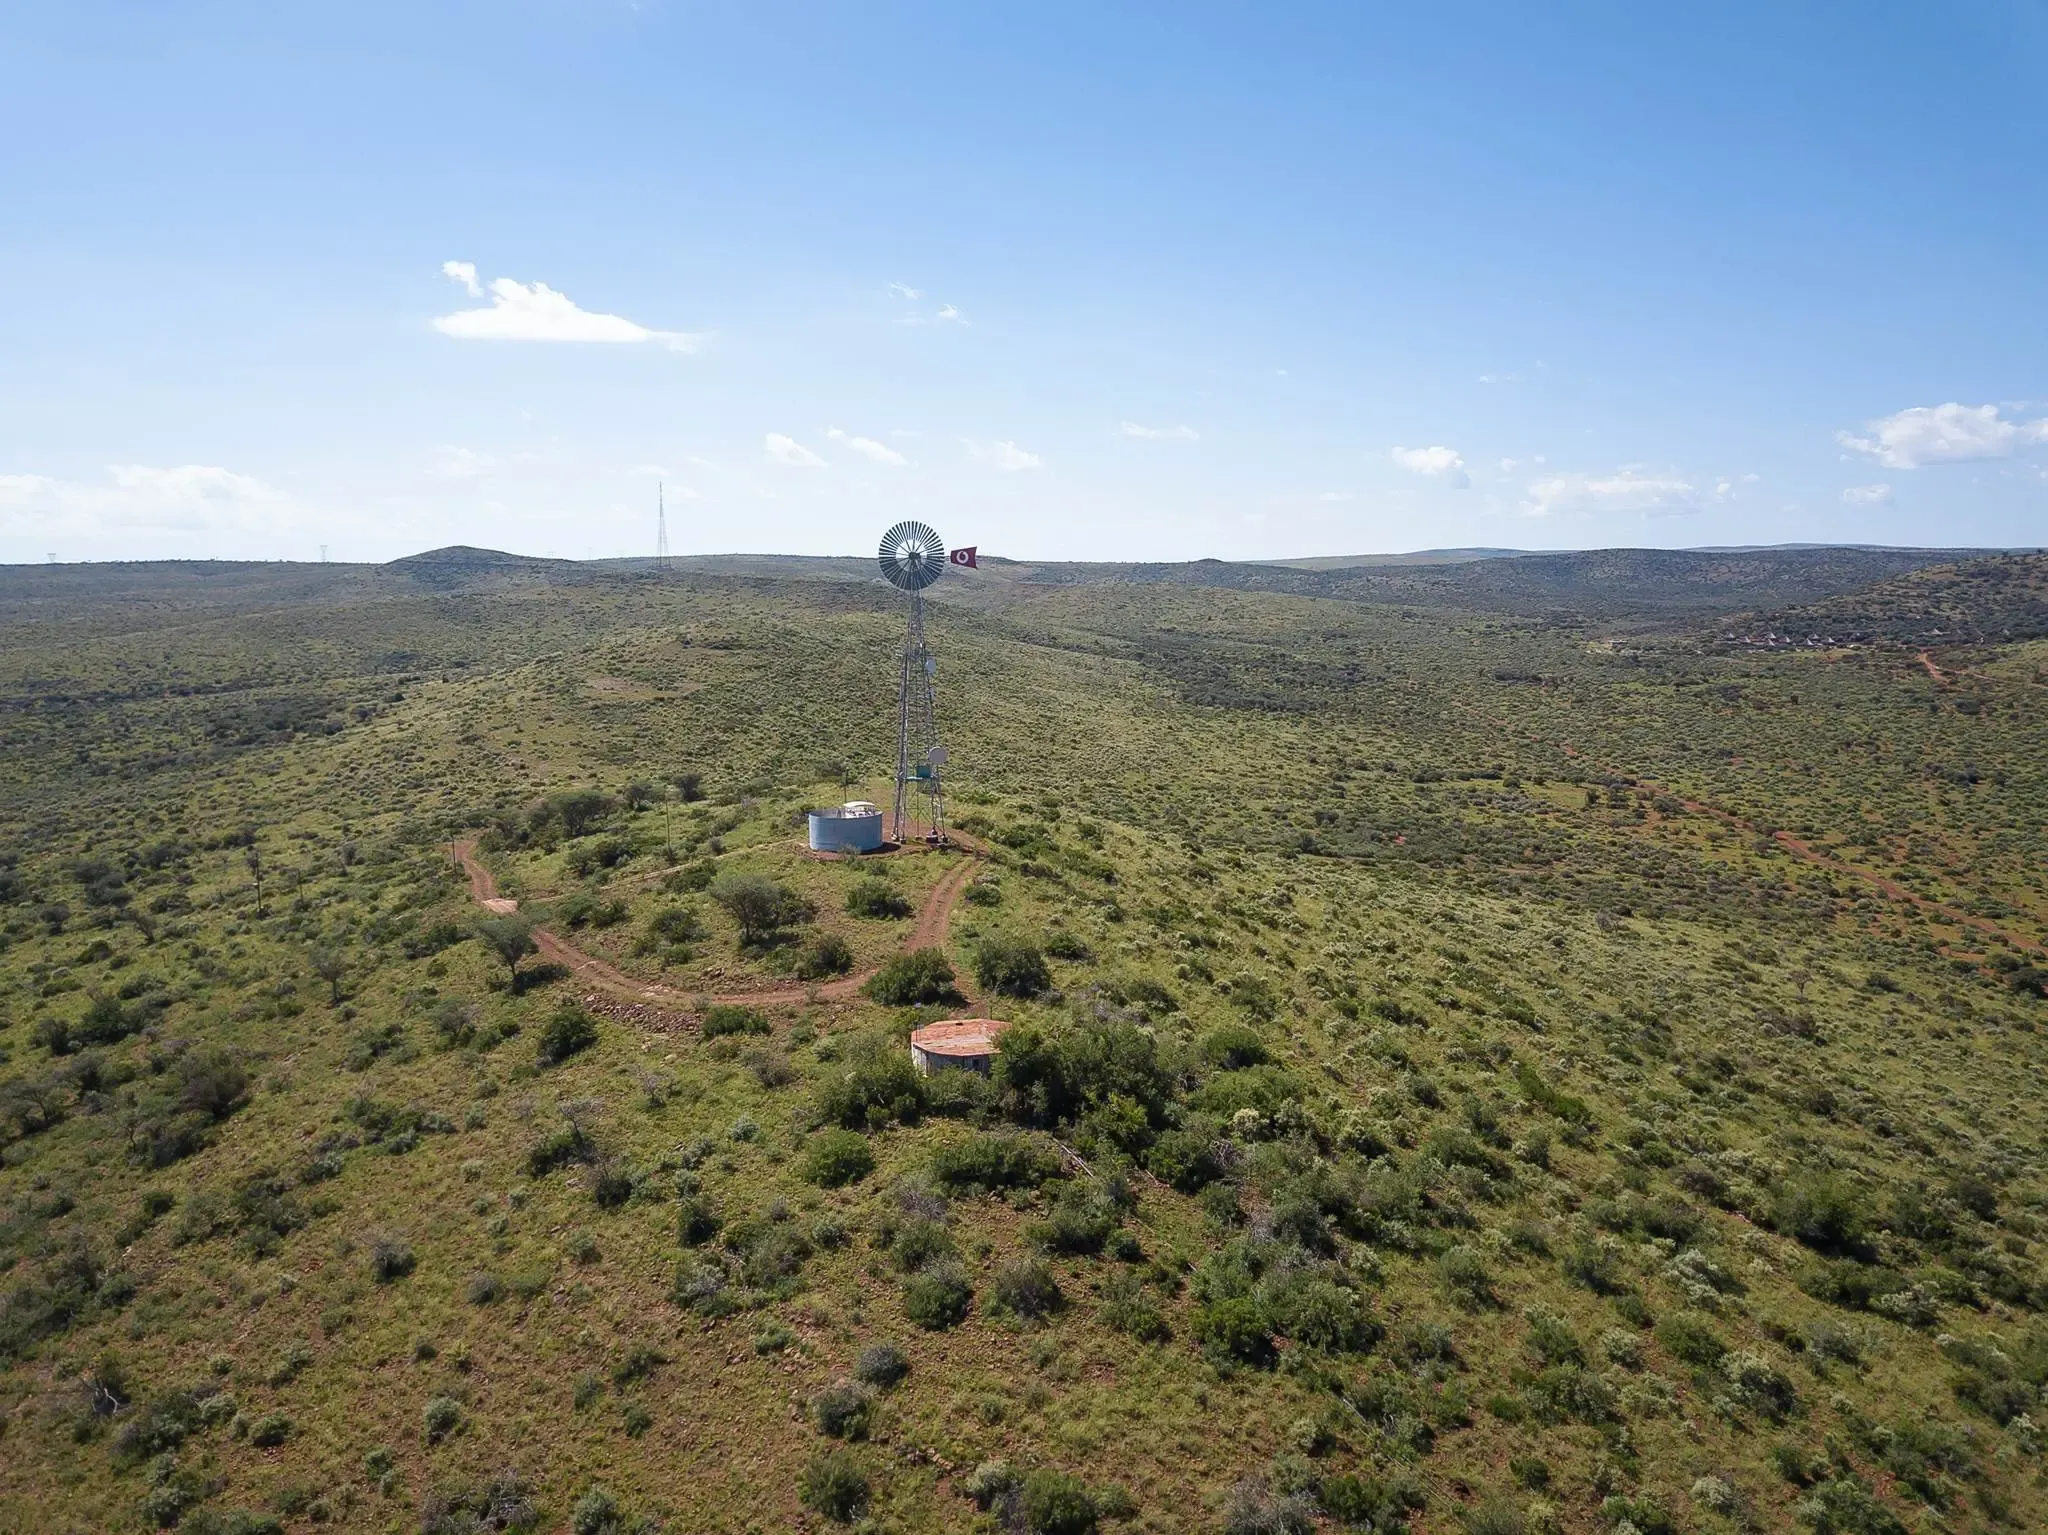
424,1396,463,1444
621,1402,653,1436
646,904,704,943
1460,1498,1526,1535
817,1049,926,1129
702,1004,771,1038
799,1448,870,1522
1030,1188,1120,1256
992,1258,1065,1321
795,934,854,979
536,1004,598,1066
1146,1128,1223,1192
1775,1173,1875,1259
1319,1472,1426,1531
1794,1475,1908,1535
370,1232,416,1283
804,1129,875,1187
1222,1477,1312,1535
812,1380,875,1439
1101,1272,1169,1341
1656,1312,1728,1367
709,872,811,944
846,881,911,919
570,1486,626,1535
891,1219,957,1272
929,1132,1058,1195
465,1271,503,1305
904,1266,973,1329
864,948,959,1005
1201,1024,1270,1070
248,1411,293,1447
975,937,1052,998
1437,1245,1497,1308
1194,1297,1275,1368
1022,1470,1099,1535
853,1343,910,1387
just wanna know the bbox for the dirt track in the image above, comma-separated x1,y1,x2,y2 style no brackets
447,838,987,1025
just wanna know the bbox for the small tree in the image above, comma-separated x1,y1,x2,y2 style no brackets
709,872,809,946
310,946,346,1005
864,948,957,1006
475,914,537,987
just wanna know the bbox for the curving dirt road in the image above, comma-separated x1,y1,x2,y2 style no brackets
447,838,986,1023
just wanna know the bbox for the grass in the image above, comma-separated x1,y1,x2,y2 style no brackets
0,554,2043,1531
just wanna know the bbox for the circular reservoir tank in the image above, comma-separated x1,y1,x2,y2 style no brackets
809,801,885,853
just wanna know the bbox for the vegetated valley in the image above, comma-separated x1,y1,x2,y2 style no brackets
1,547,2045,1535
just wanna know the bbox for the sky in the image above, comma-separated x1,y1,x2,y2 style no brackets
1,1,2045,566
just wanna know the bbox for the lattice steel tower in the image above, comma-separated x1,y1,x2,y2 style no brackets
878,521,948,844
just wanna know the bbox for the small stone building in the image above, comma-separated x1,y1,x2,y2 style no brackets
909,1017,1010,1075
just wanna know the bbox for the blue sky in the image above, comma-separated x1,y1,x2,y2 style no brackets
2,1,2044,564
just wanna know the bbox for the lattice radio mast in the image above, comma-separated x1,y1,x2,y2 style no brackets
656,483,671,570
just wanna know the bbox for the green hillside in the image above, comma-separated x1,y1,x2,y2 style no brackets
1,559,2044,1535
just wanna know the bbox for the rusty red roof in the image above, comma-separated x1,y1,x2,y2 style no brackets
909,1018,1010,1057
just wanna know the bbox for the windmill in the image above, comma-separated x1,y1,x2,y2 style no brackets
878,520,951,845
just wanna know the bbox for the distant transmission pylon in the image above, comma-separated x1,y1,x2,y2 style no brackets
877,522,948,845
656,483,671,570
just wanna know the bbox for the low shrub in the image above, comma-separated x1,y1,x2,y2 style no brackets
702,1005,771,1038
812,1380,875,1439
370,1233,416,1283
1194,1297,1275,1368
930,1132,1059,1195
1021,1469,1099,1535
804,1129,876,1187
846,881,911,920
864,948,958,1006
904,1266,973,1329
853,1342,909,1387
799,1448,870,1522
975,938,1052,999
795,934,854,980
992,1258,1065,1321
535,1004,598,1066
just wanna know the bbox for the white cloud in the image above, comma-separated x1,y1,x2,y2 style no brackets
826,428,907,466
1841,483,1894,505
764,433,826,468
441,260,482,297
1838,402,2048,469
428,445,494,480
1119,422,1199,441
966,439,1042,472
1391,445,1463,475
888,282,923,300
433,264,700,350
0,463,301,539
936,304,964,323
1391,445,1470,489
1522,468,1698,518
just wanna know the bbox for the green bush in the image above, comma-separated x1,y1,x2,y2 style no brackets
570,1486,626,1535
536,1004,598,1066
864,948,958,1005
1193,1297,1275,1367
846,881,911,919
1200,1024,1270,1069
811,1380,875,1439
1146,1128,1223,1192
929,1132,1059,1195
816,1049,926,1129
1656,1312,1728,1367
804,1129,875,1187
1775,1173,1875,1259
975,937,1053,998
799,1448,870,1522
702,1004,771,1038
854,1343,910,1387
795,934,854,979
1021,1469,1099,1535
247,1411,293,1447
1030,1188,1120,1256
904,1267,973,1330
992,1258,1065,1321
